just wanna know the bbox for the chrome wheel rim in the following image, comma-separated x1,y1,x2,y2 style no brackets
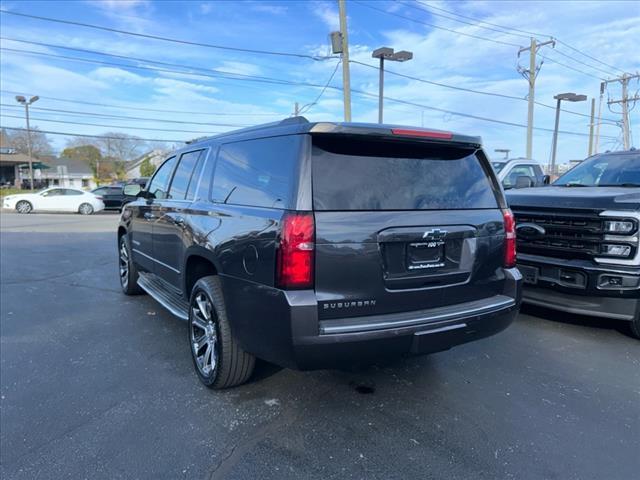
16,201,31,214
119,240,129,289
190,292,218,377
80,204,93,215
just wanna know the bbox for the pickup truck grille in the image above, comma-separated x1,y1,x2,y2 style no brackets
512,209,611,260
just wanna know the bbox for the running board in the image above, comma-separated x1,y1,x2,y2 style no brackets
137,272,189,320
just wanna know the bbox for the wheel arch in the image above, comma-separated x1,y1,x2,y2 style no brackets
183,246,222,298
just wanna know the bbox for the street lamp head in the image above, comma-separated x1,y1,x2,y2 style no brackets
372,47,395,59
29,96,40,104
392,50,413,62
554,92,587,102
15,95,26,104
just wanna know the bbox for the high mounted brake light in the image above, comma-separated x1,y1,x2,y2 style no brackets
503,209,517,268
391,128,453,140
276,212,315,289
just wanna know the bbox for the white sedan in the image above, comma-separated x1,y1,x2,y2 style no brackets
2,187,105,215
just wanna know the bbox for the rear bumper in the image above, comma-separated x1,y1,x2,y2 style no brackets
221,268,521,370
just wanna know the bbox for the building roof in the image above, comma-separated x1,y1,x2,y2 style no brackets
0,152,32,165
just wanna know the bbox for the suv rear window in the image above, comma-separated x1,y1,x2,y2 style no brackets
312,137,498,211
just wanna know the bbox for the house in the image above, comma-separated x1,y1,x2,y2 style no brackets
0,130,30,187
37,156,97,189
126,149,169,179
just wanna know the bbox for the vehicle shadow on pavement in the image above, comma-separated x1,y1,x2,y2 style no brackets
521,303,635,339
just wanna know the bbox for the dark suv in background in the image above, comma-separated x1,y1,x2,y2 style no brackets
118,118,522,388
507,150,640,336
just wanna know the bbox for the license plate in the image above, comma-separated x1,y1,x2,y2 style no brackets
407,241,443,266
519,265,539,284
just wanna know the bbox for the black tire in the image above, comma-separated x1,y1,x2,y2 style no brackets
630,316,640,340
78,203,94,215
118,235,143,295
189,276,255,389
15,200,32,214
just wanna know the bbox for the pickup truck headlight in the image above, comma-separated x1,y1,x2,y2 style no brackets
601,244,632,257
603,220,636,234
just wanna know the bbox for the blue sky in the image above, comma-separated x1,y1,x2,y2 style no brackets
0,0,638,164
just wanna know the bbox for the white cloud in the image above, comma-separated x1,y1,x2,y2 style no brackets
312,1,340,30
217,61,263,77
199,2,213,15
90,67,148,84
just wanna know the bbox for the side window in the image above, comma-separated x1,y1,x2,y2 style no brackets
92,188,108,196
168,150,204,200
211,136,300,209
64,189,83,196
42,189,63,197
147,156,177,200
504,165,535,187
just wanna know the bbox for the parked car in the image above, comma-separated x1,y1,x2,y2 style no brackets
3,187,105,214
92,185,136,211
506,149,640,337
492,158,548,189
118,118,522,388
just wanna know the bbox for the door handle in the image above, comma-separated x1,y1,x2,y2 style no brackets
144,212,157,221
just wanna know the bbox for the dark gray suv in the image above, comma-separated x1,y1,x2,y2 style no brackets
118,118,522,388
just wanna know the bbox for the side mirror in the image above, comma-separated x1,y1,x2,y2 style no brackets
543,175,551,185
123,184,143,197
515,175,534,189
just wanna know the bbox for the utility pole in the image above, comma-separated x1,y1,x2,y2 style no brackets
15,95,39,190
588,98,595,156
605,73,640,150
517,38,555,159
594,82,604,154
337,0,351,121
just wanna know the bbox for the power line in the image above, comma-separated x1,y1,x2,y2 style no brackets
413,0,627,74
362,0,613,80
0,90,278,117
0,114,227,134
0,9,336,61
1,126,183,143
353,0,520,47
350,59,617,121
299,60,342,114
0,103,251,127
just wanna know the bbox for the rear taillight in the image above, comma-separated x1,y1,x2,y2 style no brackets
276,212,315,289
503,208,516,268
391,128,453,140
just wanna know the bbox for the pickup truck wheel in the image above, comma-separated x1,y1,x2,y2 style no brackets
630,316,640,340
189,276,255,389
118,235,143,295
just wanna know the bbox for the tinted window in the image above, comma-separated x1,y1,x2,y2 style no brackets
92,187,108,195
147,156,177,199
312,137,497,210
186,153,206,200
64,189,83,196
168,150,203,200
554,153,640,187
211,136,300,209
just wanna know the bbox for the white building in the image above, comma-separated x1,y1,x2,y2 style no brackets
126,149,169,179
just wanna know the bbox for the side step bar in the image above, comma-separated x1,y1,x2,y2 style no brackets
137,272,189,320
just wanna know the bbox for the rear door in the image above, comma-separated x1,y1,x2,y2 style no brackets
311,135,506,320
153,149,206,288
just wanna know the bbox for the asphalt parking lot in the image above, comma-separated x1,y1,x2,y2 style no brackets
0,212,638,480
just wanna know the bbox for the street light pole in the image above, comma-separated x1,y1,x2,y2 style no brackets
550,92,587,176
372,47,413,124
15,95,39,190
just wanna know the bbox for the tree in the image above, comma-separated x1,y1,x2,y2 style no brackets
6,127,53,158
139,156,156,177
98,132,146,162
61,144,103,182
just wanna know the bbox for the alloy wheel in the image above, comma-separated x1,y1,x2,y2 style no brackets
79,203,94,215
119,239,129,289
190,292,218,378
16,201,31,214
